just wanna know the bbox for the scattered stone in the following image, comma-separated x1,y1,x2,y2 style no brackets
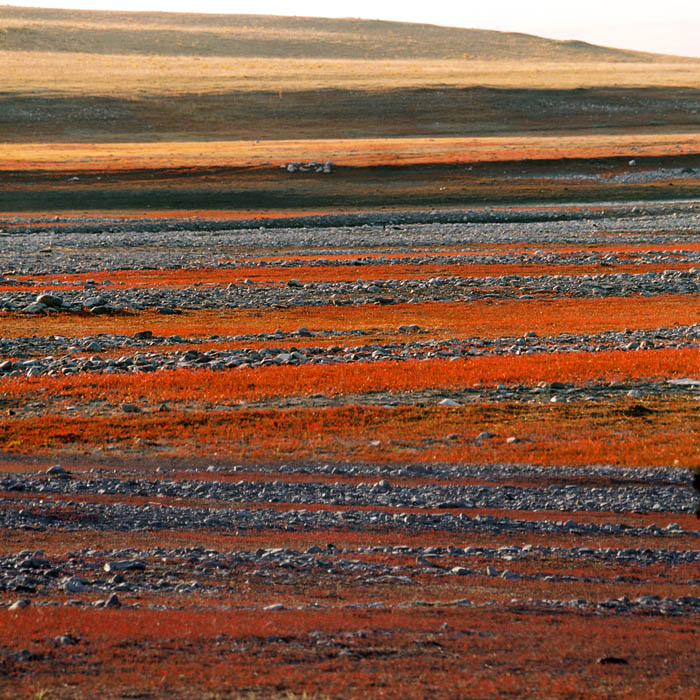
597,656,629,665
63,576,90,593
47,465,71,478
104,593,121,608
104,559,146,572
438,398,460,407
23,301,46,314
10,649,42,662
36,293,63,308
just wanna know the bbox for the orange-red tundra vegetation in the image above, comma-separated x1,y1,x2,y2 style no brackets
2,294,699,340
2,398,699,467
1,606,697,700
5,347,699,404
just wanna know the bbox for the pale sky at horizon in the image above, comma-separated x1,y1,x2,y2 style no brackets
4,0,700,58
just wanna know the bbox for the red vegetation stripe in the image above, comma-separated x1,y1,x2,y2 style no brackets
2,295,699,340
2,607,698,700
6,347,700,404
2,398,700,467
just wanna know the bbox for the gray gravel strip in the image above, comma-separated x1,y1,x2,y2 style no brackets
6,248,700,279
3,496,700,533
3,204,700,276
3,471,696,513
0,327,374,360
5,595,700,616
4,268,700,313
189,461,694,486
3,322,700,377
1,543,698,600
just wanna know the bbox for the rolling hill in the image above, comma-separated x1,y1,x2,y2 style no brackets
0,5,682,61
1,5,700,145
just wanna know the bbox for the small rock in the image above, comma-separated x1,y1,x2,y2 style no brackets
104,593,121,608
63,576,89,593
83,296,107,309
36,293,63,308
90,305,110,315
9,599,30,611
104,559,146,572
47,465,71,479
597,656,628,665
438,398,460,407
23,302,46,314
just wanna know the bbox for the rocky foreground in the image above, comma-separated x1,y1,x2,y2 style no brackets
1,203,700,698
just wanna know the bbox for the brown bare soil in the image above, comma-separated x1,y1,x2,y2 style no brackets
4,150,700,214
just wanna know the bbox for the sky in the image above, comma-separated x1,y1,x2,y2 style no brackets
5,0,700,58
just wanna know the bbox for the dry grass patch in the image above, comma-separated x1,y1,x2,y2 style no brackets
4,132,700,170
5,50,700,96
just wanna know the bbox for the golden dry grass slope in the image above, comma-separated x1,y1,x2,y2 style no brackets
0,6,677,61
2,5,700,143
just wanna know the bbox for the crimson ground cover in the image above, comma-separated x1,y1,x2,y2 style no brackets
5,347,699,405
3,398,700,467
2,294,700,340
2,219,699,699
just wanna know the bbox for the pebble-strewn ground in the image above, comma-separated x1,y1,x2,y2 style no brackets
1,203,700,699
